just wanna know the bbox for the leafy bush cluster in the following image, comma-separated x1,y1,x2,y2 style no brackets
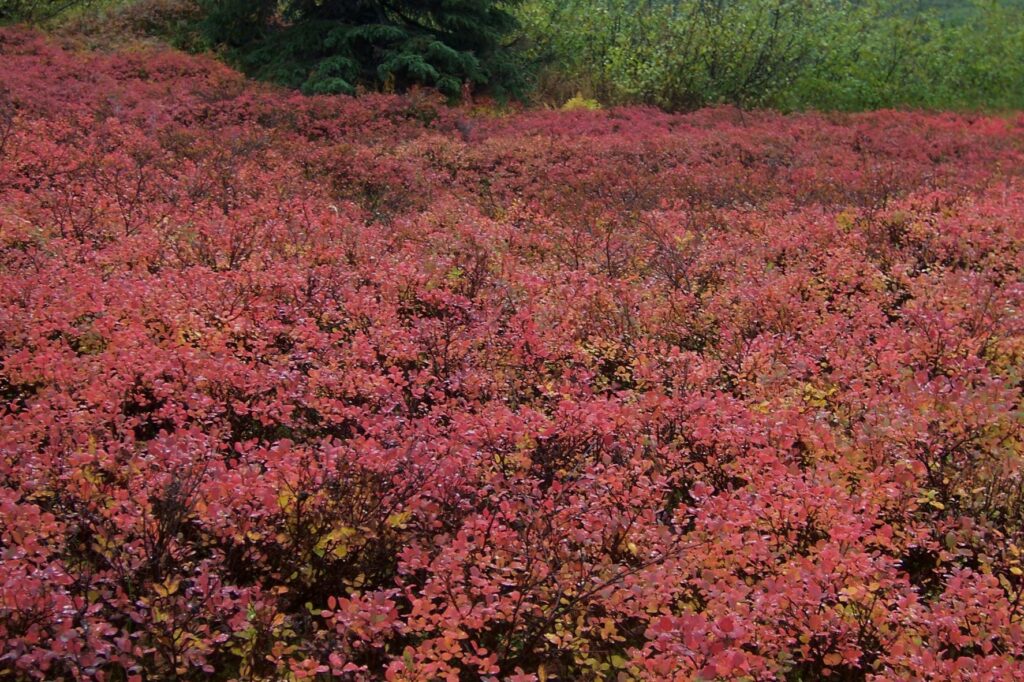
0,0,97,24
518,0,1024,110
55,0,205,52
2,28,1024,680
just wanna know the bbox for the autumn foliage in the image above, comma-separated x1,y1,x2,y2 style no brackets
1,28,1024,681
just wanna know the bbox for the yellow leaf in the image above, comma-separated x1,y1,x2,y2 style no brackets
387,511,412,529
154,578,180,598
1010,566,1023,576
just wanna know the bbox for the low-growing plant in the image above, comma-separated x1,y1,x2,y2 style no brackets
1,28,1023,680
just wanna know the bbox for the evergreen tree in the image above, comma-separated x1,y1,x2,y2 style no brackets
200,0,524,98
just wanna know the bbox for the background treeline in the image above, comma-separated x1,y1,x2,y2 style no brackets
3,0,1024,111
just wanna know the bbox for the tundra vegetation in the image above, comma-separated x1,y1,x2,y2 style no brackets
1,2,1024,681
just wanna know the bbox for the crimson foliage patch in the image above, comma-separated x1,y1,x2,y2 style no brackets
1,27,1024,681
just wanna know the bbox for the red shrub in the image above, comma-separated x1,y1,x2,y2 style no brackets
1,29,1023,680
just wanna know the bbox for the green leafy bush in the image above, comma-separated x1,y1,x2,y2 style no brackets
0,0,97,24
518,0,1024,111
781,0,1024,110
517,0,847,109
54,0,205,51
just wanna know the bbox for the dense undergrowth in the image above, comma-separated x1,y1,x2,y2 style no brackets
1,28,1024,680
7,1,1024,111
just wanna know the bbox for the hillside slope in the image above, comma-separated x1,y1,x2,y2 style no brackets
2,29,1024,680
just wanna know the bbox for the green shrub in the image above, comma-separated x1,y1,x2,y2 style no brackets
1,0,97,24
517,0,846,109
781,0,1024,111
56,0,205,50
517,0,1024,111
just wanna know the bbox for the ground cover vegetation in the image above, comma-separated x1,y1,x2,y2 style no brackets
1,27,1024,680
